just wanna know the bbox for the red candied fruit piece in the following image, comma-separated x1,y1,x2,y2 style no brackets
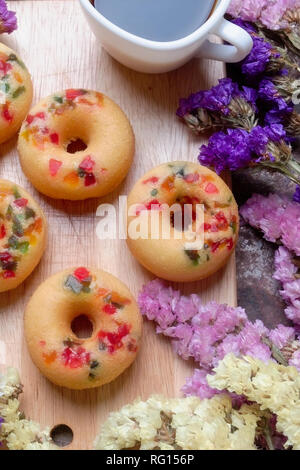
215,212,229,230
73,267,90,282
227,238,234,251
145,199,161,210
84,173,96,186
26,114,34,125
0,60,12,76
142,176,159,185
36,111,46,120
103,303,117,315
211,241,221,253
14,198,28,208
204,223,211,231
98,324,131,354
3,270,16,279
26,112,45,124
205,182,219,194
0,252,13,263
62,346,90,369
184,173,200,183
2,104,12,122
50,133,59,145
79,155,95,173
0,224,6,239
65,89,84,101
49,158,62,177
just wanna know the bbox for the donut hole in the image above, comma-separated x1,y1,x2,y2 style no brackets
66,138,88,154
50,424,73,447
71,314,94,339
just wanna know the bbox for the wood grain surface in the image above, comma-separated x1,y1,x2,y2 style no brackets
0,0,236,450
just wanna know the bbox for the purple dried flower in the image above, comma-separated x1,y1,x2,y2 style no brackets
0,1,17,34
259,79,293,113
198,124,293,178
199,128,253,173
294,186,300,203
177,91,204,119
177,78,258,133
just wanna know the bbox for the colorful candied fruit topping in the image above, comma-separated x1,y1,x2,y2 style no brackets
65,268,92,294
98,323,131,354
49,158,62,177
43,351,57,365
143,176,159,185
49,132,59,145
205,182,219,194
161,175,175,192
184,173,200,183
77,155,97,187
62,346,90,369
0,189,42,279
100,290,131,315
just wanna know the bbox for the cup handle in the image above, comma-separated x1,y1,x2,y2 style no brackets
197,18,253,63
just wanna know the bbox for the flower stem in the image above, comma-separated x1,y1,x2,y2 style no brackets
261,157,300,185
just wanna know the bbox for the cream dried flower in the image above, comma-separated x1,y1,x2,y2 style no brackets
94,394,263,450
0,368,57,450
207,354,300,450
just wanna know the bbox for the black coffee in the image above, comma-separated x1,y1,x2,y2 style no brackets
94,0,215,42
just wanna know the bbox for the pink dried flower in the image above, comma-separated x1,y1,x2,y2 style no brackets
274,246,300,325
138,279,300,398
227,0,300,30
241,193,300,255
227,0,267,23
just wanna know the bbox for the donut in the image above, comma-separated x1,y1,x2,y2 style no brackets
0,179,46,292
17,89,135,200
24,267,142,390
126,161,239,282
0,43,33,144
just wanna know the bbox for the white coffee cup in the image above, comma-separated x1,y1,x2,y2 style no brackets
79,0,253,74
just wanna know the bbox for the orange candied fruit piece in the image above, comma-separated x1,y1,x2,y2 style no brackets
13,71,23,83
42,350,57,365
110,292,131,306
64,171,79,186
161,175,175,192
96,287,110,298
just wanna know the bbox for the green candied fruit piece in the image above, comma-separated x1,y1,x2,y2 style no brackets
184,249,200,266
53,95,63,103
18,241,29,254
12,86,26,99
151,189,158,197
64,274,82,294
7,53,26,69
13,187,21,199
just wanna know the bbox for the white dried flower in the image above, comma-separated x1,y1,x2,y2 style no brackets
207,354,300,450
0,368,57,450
94,394,262,450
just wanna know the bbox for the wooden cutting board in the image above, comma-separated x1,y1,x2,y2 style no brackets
0,0,236,450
